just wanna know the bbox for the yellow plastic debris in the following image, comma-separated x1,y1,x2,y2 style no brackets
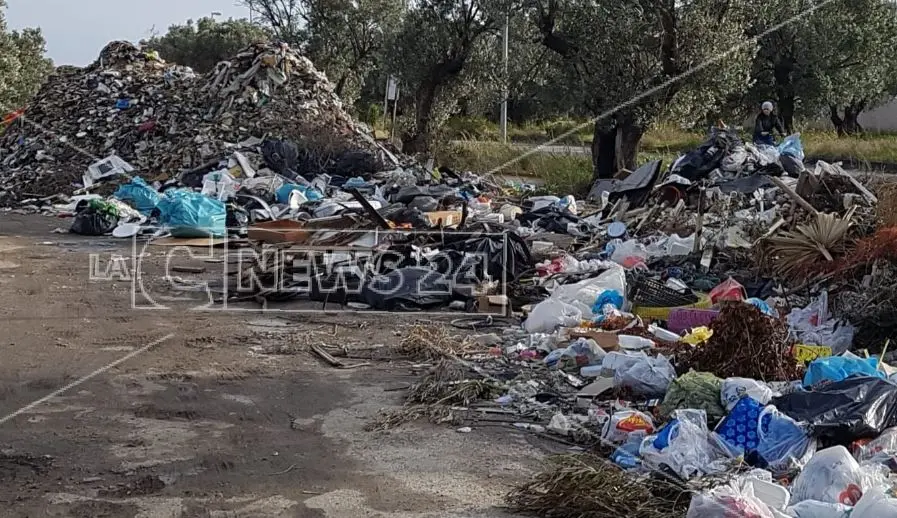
682,326,713,346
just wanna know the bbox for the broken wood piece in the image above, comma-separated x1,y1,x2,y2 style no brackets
310,344,371,369
171,265,206,274
768,175,819,216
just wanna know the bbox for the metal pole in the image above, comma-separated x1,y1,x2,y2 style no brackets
390,85,400,141
383,78,390,138
500,14,509,144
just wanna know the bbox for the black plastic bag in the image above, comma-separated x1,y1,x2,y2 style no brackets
441,232,533,282
70,209,117,236
330,150,379,177
771,376,897,445
517,206,581,234
261,138,300,176
670,128,742,181
361,267,455,310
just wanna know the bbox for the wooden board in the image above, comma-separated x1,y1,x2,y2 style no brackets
150,236,232,248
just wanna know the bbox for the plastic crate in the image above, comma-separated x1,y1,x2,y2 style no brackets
629,277,699,307
632,293,713,322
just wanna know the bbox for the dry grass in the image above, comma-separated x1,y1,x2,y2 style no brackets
394,324,479,361
506,454,690,518
365,404,459,431
407,359,501,406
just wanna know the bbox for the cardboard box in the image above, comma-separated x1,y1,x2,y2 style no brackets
424,211,463,227
247,220,309,244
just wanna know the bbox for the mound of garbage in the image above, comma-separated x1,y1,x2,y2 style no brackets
0,40,384,202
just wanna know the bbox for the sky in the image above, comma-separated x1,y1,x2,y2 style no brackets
6,0,251,66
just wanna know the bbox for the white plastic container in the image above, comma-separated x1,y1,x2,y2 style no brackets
618,335,655,350
649,325,681,343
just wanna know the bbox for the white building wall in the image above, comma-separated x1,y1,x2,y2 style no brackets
859,98,897,132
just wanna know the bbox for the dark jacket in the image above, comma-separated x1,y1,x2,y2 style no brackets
753,113,785,140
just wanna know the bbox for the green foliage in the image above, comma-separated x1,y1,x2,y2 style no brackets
246,0,402,104
141,17,271,73
0,1,53,111
747,0,897,124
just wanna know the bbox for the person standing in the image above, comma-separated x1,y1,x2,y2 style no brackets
753,101,785,146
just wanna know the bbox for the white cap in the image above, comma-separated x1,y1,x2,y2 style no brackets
762,101,774,111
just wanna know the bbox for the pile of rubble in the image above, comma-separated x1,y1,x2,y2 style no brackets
6,39,897,514
0,41,382,202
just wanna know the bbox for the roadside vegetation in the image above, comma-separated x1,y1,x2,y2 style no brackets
435,118,897,196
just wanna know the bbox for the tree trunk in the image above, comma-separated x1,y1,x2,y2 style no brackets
591,122,617,180
334,74,349,98
402,82,437,153
777,95,795,134
773,58,795,134
616,122,643,173
830,103,865,137
590,120,643,180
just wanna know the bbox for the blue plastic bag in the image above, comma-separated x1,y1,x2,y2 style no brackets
156,190,226,238
778,134,805,161
276,184,322,204
803,355,885,388
754,406,816,474
592,289,624,317
113,177,160,215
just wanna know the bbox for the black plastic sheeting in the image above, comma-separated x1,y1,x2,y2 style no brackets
772,376,897,445
517,206,581,234
670,129,742,182
391,185,456,204
361,267,459,310
587,160,663,206
440,232,534,282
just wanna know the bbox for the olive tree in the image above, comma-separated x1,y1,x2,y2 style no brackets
142,17,271,73
529,0,755,179
384,0,516,152
245,0,402,104
748,0,897,135
0,1,53,112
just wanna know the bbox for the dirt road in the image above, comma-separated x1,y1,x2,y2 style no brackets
0,214,542,518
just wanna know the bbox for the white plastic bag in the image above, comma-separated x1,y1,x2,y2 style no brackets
640,409,732,480
547,267,626,317
601,410,654,444
721,377,775,411
754,144,781,166
755,406,817,475
610,239,649,266
786,500,851,518
201,170,239,200
611,352,675,396
524,300,582,334
687,484,776,518
852,487,897,517
786,291,856,355
790,446,890,506
854,426,897,464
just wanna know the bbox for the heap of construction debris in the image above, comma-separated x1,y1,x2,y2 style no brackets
0,41,382,202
